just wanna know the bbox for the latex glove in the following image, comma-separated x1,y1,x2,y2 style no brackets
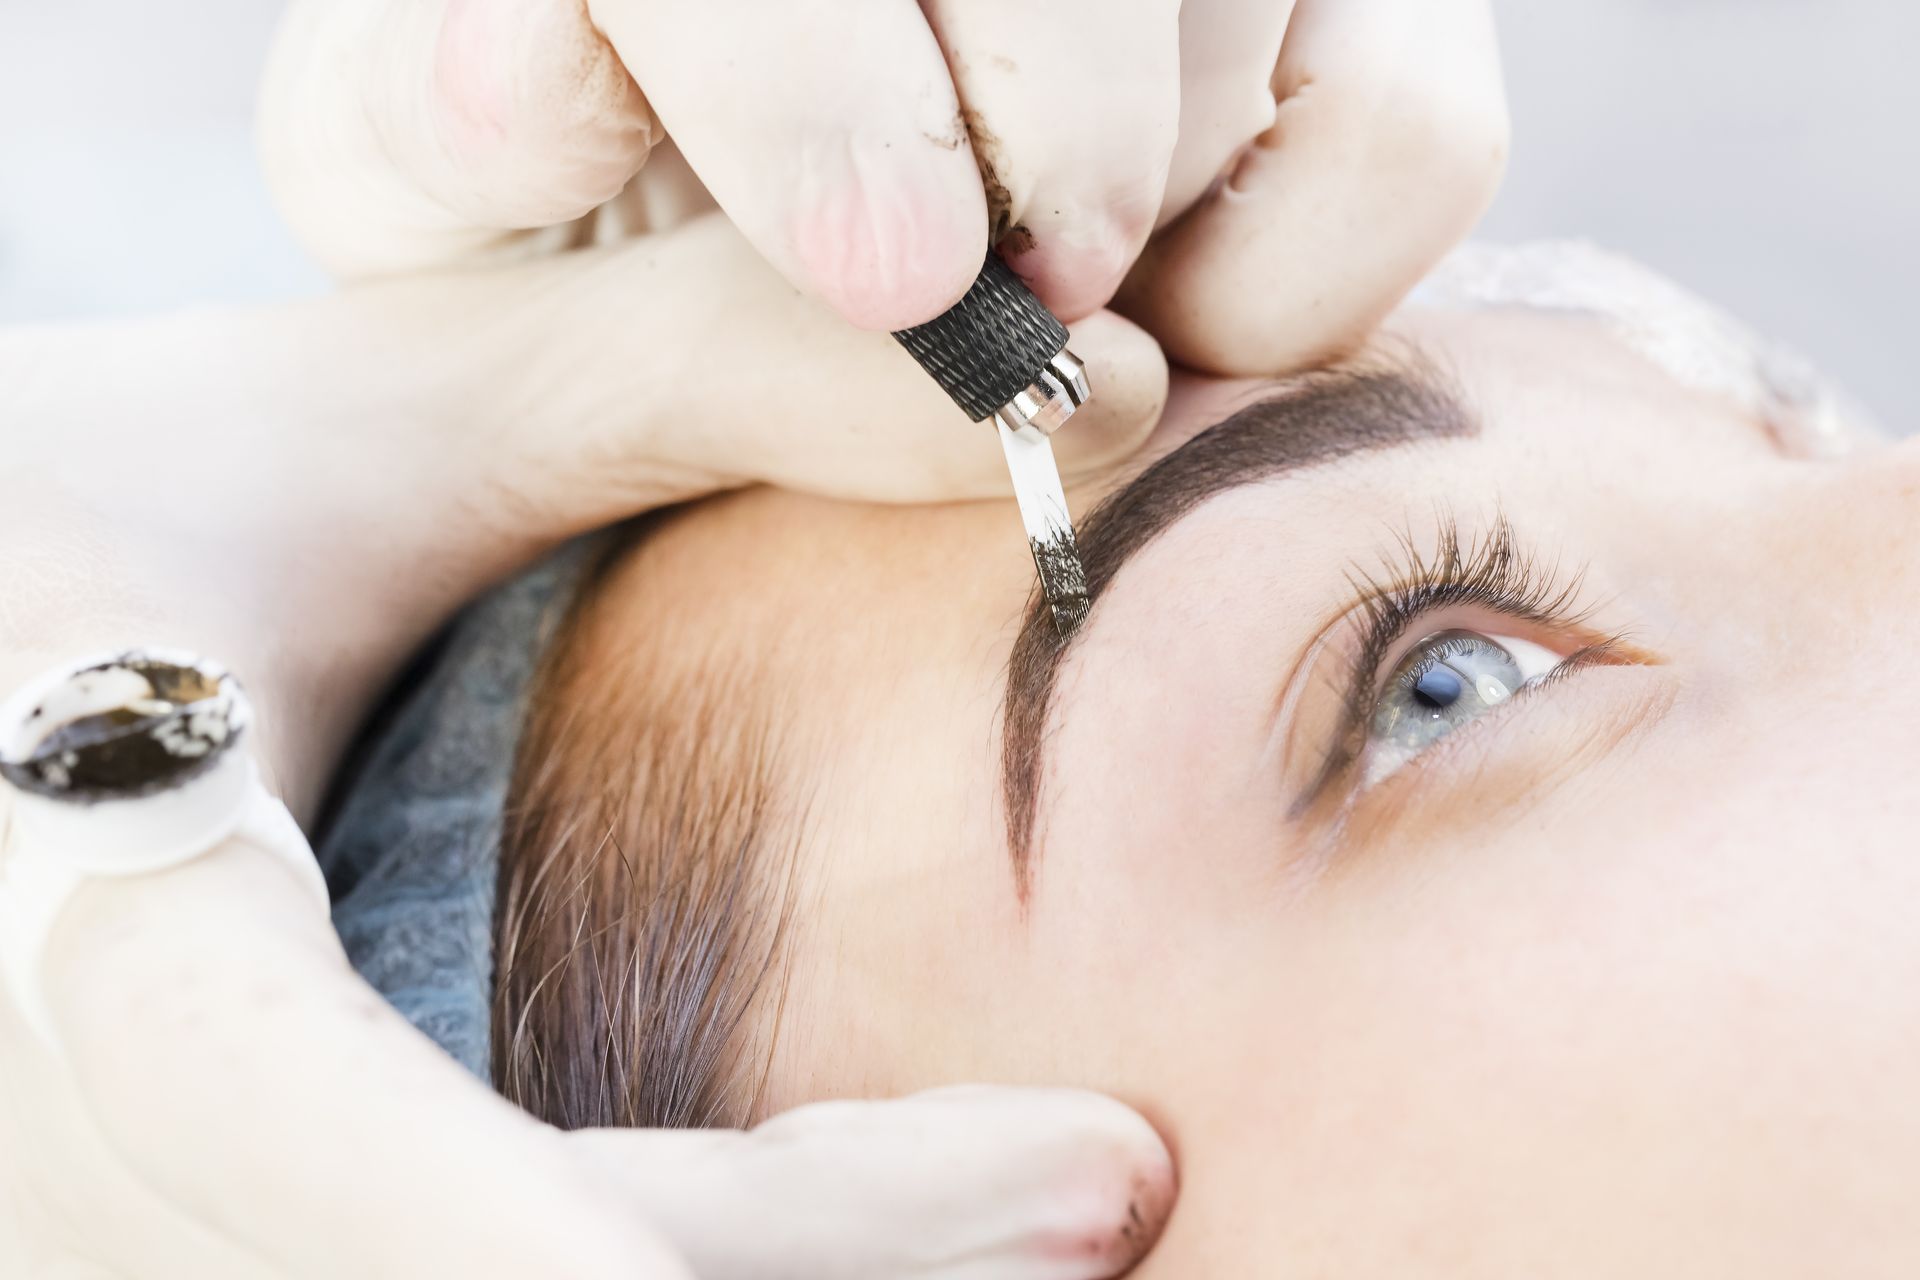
0,812,1169,1278
0,220,1173,1279
258,0,1508,358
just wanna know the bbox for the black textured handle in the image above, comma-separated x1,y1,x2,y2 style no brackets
892,254,1070,422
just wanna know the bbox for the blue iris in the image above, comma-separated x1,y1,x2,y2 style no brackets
1411,664,1464,711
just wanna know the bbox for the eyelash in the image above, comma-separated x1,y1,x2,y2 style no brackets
1312,514,1624,790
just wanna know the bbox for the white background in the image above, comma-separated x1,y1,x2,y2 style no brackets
2,1,1914,428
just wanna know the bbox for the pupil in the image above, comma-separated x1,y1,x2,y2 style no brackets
1412,665,1463,710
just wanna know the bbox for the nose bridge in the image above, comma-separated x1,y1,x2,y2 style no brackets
1823,437,1920,627
1758,439,1920,652
1614,440,1920,952
1669,440,1920,744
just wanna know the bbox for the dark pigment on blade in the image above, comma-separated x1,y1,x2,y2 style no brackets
1029,530,1090,639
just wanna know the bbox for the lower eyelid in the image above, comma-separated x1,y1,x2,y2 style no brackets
1278,617,1573,815
1330,662,1679,852
1353,628,1585,788
1361,639,1634,788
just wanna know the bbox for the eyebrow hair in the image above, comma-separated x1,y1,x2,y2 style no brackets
999,358,1477,895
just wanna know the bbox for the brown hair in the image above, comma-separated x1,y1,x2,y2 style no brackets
491,524,799,1130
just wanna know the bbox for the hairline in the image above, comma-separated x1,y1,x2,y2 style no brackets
493,521,803,1131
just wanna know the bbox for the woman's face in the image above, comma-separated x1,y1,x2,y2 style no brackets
594,286,1920,1274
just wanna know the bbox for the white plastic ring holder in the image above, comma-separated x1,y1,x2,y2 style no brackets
0,649,330,1048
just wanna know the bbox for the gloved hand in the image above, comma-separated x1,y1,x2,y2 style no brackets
4,838,1166,1279
259,0,1509,369
0,235,1173,1278
2,5,1511,1269
1,803,1166,1279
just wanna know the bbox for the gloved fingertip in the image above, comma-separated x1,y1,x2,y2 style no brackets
790,153,987,331
975,1087,1179,1278
1051,310,1169,477
1004,237,1137,327
1055,1094,1179,1276
1001,185,1164,322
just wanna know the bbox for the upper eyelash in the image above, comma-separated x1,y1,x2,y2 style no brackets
1303,512,1610,800
1342,512,1596,718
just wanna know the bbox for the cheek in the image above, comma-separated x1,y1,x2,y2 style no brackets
1262,746,1920,1272
1040,710,1920,1275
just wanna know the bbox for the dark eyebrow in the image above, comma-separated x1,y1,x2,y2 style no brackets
1000,359,1477,895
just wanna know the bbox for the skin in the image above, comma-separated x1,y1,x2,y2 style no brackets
585,301,1920,1276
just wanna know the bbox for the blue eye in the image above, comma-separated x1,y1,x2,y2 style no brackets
1364,629,1562,783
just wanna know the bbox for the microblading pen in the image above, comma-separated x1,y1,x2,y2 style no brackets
893,254,1091,638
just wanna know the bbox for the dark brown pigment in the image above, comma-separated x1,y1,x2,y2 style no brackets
0,658,237,803
1029,529,1090,639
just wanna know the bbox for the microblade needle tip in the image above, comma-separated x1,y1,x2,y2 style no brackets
995,419,1089,639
